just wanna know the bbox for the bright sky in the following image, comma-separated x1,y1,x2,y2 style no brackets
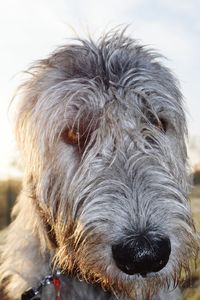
0,0,200,178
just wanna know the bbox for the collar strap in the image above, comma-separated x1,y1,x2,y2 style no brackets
21,270,61,300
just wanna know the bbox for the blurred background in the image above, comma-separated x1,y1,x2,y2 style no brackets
0,0,199,298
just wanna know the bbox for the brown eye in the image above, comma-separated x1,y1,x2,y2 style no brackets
157,118,167,133
61,126,93,153
62,129,79,145
148,114,167,133
61,116,97,151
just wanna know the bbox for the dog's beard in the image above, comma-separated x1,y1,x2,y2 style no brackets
51,220,197,300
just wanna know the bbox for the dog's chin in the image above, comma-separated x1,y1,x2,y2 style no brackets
101,271,176,299
69,262,176,298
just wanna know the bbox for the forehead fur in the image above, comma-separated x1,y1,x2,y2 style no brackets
16,30,187,152
21,31,185,114
47,32,181,99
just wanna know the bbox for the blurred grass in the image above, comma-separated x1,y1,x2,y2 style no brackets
0,180,21,230
183,185,200,300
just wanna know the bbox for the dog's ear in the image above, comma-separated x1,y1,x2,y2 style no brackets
14,45,85,152
15,52,75,170
15,59,61,144
14,44,96,169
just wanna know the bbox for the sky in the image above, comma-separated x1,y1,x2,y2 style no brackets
0,0,200,178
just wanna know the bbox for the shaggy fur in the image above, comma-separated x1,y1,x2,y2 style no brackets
0,29,198,300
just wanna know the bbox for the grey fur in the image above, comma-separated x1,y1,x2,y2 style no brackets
0,29,198,300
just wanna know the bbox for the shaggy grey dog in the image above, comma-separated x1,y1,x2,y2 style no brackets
0,30,198,300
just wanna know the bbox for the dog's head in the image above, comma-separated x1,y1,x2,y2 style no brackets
16,30,198,298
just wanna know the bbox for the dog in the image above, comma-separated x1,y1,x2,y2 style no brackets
0,29,198,300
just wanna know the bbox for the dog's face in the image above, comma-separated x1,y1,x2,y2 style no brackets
16,32,198,297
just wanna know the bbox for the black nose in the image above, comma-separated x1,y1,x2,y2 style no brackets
112,234,171,276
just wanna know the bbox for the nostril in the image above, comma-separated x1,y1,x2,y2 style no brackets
112,234,171,276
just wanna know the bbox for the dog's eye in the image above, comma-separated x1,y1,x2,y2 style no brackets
156,118,167,133
62,129,80,145
149,115,167,133
62,127,92,152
